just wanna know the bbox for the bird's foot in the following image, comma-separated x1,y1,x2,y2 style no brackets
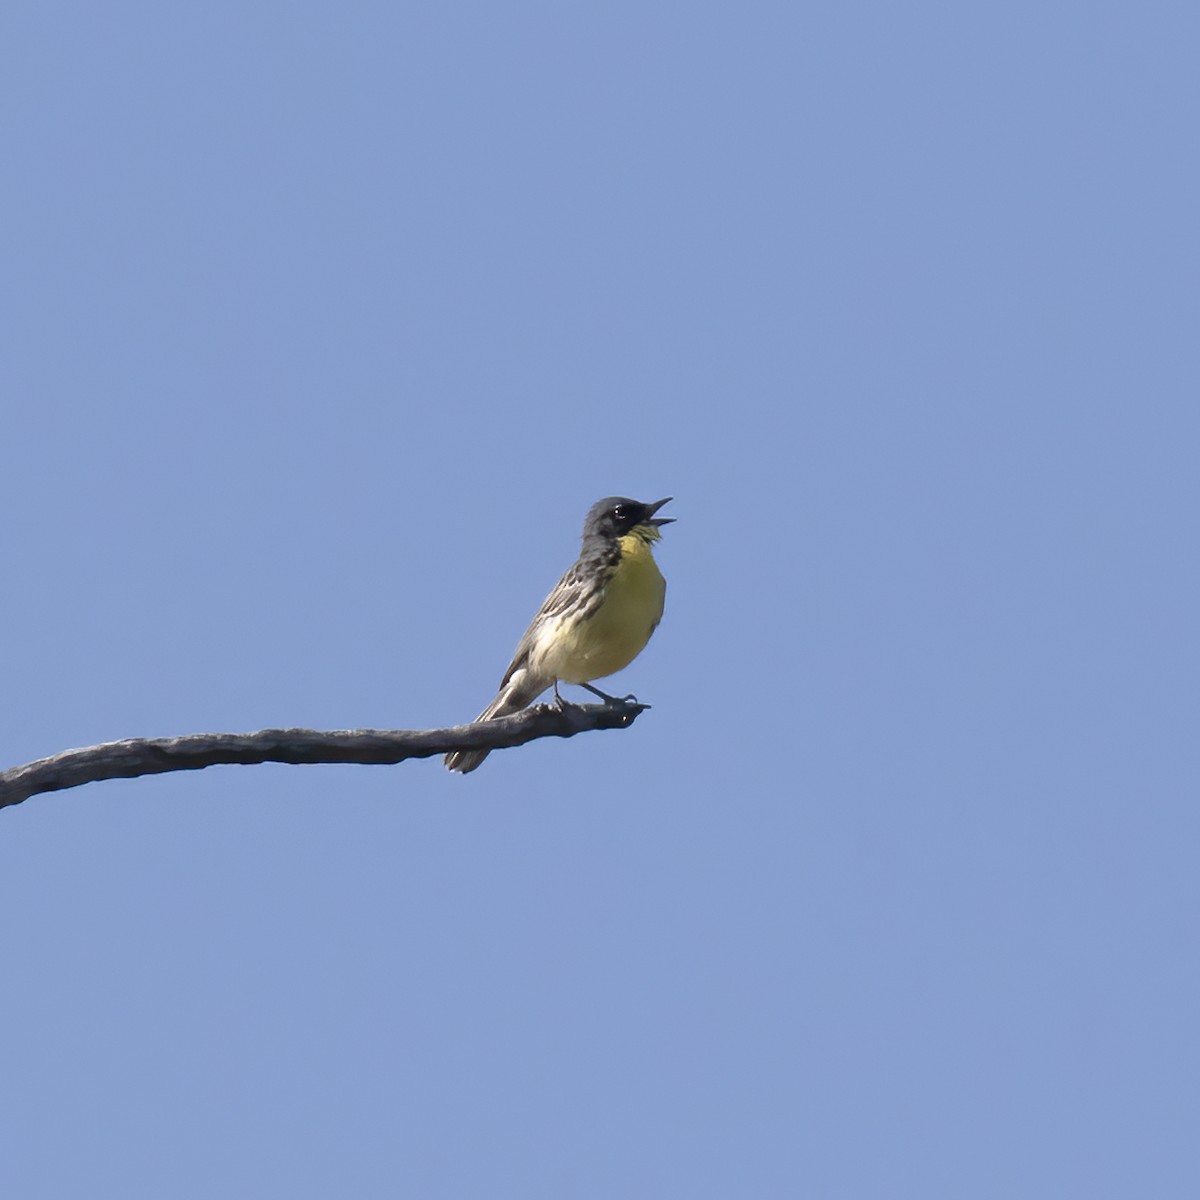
579,682,645,708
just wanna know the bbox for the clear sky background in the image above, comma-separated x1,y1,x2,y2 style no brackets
3,2,1198,1196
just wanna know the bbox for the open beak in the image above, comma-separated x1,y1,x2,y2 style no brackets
646,496,675,526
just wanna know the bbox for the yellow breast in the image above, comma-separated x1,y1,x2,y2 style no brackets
548,533,666,685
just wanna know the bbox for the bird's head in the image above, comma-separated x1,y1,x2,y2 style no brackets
584,496,674,543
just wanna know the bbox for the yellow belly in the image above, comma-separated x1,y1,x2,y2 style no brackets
546,534,666,684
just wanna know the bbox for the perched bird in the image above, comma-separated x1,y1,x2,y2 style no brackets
445,496,674,773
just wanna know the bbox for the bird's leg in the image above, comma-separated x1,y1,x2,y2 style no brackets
553,679,569,710
579,682,640,707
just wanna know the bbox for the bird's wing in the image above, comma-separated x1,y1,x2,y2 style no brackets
497,557,607,691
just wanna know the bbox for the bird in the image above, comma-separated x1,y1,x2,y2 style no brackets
444,496,674,773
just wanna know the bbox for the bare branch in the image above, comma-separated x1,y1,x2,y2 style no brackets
0,701,648,810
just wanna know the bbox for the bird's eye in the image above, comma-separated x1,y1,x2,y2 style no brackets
612,505,630,520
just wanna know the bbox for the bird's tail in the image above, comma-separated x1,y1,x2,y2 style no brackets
444,678,543,774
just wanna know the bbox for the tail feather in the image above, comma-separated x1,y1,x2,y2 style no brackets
444,676,546,774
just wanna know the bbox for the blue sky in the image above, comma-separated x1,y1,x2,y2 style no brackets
3,2,1198,1196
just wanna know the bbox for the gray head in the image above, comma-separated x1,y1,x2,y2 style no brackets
582,496,674,543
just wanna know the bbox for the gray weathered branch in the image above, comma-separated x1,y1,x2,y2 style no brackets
0,701,647,810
